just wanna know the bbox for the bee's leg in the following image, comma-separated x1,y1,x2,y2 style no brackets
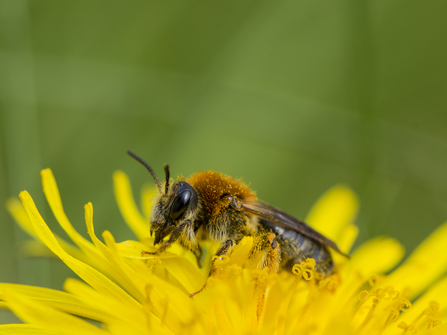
142,220,193,256
190,239,234,298
252,232,281,321
256,232,281,274
208,239,234,275
192,222,204,268
193,244,203,268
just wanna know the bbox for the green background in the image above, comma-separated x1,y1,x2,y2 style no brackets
1,0,447,323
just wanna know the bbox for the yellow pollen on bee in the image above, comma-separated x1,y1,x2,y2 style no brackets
187,171,256,216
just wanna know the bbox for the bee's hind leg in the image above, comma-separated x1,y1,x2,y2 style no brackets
251,232,281,321
252,232,281,274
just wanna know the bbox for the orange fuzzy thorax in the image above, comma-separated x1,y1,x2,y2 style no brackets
187,171,256,217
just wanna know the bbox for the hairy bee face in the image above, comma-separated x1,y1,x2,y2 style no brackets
150,181,199,245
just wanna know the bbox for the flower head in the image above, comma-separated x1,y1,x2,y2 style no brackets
1,168,447,334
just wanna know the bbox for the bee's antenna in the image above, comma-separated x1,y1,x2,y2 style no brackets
127,150,162,192
164,164,170,194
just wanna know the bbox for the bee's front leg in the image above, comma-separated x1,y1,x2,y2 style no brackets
143,220,193,256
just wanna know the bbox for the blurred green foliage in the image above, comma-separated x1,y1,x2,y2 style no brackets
1,0,447,322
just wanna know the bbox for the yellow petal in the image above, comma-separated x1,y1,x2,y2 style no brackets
7,196,93,265
113,171,151,240
84,203,147,303
103,230,154,298
385,222,447,299
350,236,405,276
63,278,150,335
145,275,199,334
214,301,236,335
160,256,205,293
19,240,56,257
229,236,253,267
395,275,447,332
3,291,109,335
424,323,447,335
141,184,156,221
116,240,156,258
305,185,359,242
19,191,140,311
336,224,359,254
0,283,113,325
40,169,106,265
6,197,36,238
0,324,62,334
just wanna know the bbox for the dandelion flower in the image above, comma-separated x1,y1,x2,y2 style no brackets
1,168,447,334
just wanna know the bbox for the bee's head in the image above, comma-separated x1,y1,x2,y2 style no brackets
127,151,199,245
150,180,198,244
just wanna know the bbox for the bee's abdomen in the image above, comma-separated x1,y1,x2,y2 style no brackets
259,220,334,278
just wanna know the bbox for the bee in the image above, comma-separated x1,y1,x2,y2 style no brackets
128,151,348,288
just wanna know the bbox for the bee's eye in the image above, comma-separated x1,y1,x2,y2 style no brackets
170,190,191,220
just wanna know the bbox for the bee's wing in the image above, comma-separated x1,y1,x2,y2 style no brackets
240,200,349,258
